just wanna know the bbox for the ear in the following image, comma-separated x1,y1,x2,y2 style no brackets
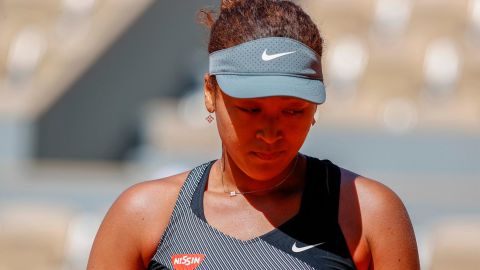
204,73,216,113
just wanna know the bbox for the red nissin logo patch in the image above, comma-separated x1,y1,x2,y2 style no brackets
171,254,205,270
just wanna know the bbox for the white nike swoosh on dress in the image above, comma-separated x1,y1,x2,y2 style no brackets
262,49,297,61
291,242,325,253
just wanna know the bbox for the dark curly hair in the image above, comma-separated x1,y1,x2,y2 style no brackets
198,0,324,83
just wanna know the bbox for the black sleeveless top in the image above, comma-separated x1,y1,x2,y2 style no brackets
148,155,356,270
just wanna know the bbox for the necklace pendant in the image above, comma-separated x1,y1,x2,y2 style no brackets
229,191,237,197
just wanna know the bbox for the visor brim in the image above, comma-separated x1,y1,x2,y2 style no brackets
215,75,326,104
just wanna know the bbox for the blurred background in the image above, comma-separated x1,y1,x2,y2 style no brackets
0,0,479,269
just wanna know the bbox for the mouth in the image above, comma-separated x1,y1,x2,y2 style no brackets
253,151,284,160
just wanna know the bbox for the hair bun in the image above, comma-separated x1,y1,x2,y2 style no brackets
221,0,280,12
221,0,243,11
221,0,266,11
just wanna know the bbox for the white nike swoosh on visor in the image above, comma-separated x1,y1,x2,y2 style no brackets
262,49,296,61
291,242,325,253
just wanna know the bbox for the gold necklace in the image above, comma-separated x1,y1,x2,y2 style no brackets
220,153,299,197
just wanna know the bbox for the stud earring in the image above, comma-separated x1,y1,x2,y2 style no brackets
206,114,214,123
206,109,215,123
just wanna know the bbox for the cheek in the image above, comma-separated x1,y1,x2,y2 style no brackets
281,112,316,145
215,113,233,142
214,106,246,148
284,118,312,144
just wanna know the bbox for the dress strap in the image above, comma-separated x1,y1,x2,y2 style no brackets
299,156,341,224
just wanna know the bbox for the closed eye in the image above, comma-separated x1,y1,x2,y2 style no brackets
284,109,304,115
237,107,261,113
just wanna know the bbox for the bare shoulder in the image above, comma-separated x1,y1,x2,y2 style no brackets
340,168,406,216
87,170,190,269
338,167,420,270
114,171,188,222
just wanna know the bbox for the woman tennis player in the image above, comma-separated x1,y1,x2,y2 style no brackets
88,0,420,269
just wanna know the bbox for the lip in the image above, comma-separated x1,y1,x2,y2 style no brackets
253,151,284,160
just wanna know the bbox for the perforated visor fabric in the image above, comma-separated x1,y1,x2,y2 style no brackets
209,37,325,104
216,75,325,104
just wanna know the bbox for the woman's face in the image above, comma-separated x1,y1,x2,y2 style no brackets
208,80,317,181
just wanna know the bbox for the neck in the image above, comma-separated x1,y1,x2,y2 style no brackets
219,153,303,196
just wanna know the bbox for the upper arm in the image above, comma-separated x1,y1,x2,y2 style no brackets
357,178,420,270
87,176,184,269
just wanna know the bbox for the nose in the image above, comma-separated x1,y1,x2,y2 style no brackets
255,116,283,144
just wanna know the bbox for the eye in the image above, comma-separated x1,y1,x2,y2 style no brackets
283,109,304,115
237,106,261,113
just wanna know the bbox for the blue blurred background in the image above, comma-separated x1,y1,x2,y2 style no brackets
0,0,479,269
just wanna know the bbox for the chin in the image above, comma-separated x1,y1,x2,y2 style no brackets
244,152,292,180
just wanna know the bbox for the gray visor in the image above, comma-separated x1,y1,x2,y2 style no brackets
209,37,325,104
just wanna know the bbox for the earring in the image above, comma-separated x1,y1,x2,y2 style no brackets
206,114,214,123
312,118,316,126
206,109,215,123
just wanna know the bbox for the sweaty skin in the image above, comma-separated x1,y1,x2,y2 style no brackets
87,74,420,270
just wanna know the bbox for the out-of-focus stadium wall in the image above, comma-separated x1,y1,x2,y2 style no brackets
35,0,217,160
